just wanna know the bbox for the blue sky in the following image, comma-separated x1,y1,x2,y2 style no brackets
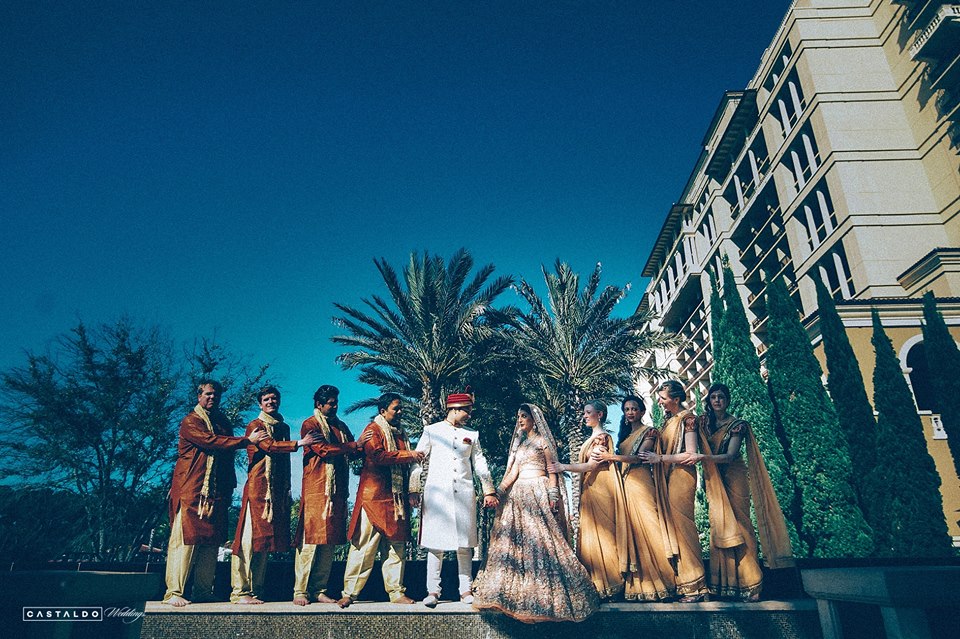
2,2,791,491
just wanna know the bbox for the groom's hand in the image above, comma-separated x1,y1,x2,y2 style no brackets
483,494,499,509
408,493,421,509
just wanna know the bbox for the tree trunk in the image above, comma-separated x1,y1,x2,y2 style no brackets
561,391,584,547
419,384,443,428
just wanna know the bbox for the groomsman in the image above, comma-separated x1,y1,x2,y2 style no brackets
230,386,319,604
292,385,368,605
411,389,498,607
337,394,424,607
163,380,268,607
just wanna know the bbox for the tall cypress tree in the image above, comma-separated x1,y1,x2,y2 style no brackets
651,401,664,429
813,277,881,533
711,264,802,553
921,292,960,481
870,310,953,556
708,270,727,373
765,278,873,557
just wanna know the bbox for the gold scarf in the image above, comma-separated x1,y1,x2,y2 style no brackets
374,414,407,521
621,425,655,472
194,404,217,520
313,409,343,516
710,419,795,569
257,411,283,523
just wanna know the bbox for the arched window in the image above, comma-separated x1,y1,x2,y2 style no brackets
906,340,936,412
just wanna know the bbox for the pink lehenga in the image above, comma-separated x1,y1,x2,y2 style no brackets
472,404,600,623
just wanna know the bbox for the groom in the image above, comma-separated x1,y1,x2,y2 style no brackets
411,389,498,607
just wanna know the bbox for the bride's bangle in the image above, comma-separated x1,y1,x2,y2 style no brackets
547,487,560,501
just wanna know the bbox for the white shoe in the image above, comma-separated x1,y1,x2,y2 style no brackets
460,591,474,605
422,593,439,608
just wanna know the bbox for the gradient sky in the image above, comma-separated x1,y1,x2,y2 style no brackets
2,1,792,493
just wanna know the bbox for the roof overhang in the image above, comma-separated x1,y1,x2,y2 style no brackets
642,203,692,278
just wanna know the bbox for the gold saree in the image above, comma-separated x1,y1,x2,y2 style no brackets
657,409,743,596
619,426,676,601
576,432,631,599
707,419,794,599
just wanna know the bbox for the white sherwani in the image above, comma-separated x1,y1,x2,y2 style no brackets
411,420,495,550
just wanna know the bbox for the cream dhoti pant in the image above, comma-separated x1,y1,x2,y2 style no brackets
230,509,268,602
425,547,473,596
341,508,407,601
163,509,218,602
293,543,336,600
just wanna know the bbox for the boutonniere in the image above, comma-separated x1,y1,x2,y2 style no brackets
463,437,473,444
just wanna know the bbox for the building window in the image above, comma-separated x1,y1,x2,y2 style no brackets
784,124,820,193
797,185,838,252
817,245,855,300
774,69,806,138
762,41,793,94
906,340,936,412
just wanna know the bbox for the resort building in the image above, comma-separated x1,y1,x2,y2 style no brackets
639,0,960,539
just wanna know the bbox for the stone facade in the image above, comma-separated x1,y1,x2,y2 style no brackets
639,0,960,540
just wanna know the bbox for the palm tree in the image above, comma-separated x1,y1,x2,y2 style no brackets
502,261,677,532
332,248,514,432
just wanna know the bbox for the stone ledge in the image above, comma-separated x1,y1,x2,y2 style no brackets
145,598,817,615
141,600,823,639
800,566,960,607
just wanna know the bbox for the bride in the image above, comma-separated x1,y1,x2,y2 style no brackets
471,403,600,623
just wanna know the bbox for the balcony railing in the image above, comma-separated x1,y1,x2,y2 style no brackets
910,5,960,59
791,148,821,192
729,156,772,219
778,95,807,138
685,360,714,390
736,202,783,263
747,261,797,309
743,235,789,286
678,340,712,378
802,212,839,252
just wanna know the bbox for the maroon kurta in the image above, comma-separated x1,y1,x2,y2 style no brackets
168,410,247,546
346,421,418,543
294,416,361,546
232,418,299,554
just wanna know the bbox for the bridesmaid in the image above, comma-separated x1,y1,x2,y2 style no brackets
549,400,631,600
685,383,794,601
593,395,676,601
638,380,711,602
640,380,745,603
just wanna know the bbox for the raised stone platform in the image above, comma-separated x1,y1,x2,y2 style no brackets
800,565,960,639
142,599,821,639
